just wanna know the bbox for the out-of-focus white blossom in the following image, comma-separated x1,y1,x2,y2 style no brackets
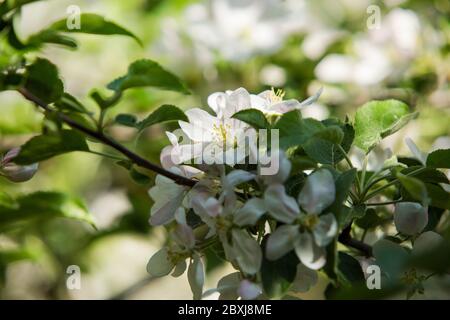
183,0,308,62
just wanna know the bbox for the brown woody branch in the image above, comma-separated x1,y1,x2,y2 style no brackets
18,88,197,187
338,223,373,257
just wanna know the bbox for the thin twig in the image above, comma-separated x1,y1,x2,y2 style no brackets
18,88,197,187
338,223,373,257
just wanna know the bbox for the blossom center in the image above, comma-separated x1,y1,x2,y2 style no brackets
213,123,232,144
302,214,319,231
268,88,285,104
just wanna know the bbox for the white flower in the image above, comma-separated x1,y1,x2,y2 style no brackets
148,161,201,226
394,202,428,236
176,88,256,165
183,0,306,62
0,148,38,183
264,169,338,270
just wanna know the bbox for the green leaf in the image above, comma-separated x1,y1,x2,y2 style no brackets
302,125,344,164
54,93,89,114
0,192,17,209
260,246,298,298
355,209,389,229
115,113,138,127
336,252,366,285
137,104,188,131
107,59,190,94
232,109,270,130
129,168,151,185
14,130,89,165
397,173,429,206
426,149,450,169
274,112,322,149
0,191,95,230
328,168,356,226
47,13,141,46
27,29,77,49
424,183,450,210
373,239,409,280
23,58,64,103
354,100,417,152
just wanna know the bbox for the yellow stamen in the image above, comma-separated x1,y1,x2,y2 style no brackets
269,87,286,104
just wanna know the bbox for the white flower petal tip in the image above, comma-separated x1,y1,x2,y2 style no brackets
238,280,262,300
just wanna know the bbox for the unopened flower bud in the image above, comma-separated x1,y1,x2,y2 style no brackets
1,148,38,183
394,202,428,235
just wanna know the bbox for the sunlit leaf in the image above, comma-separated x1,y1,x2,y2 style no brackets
354,100,417,152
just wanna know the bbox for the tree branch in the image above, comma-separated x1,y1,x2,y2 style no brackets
18,88,197,187
338,223,373,257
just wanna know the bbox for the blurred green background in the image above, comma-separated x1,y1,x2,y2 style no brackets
0,0,448,299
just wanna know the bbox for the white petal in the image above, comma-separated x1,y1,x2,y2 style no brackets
298,169,335,214
405,138,427,165
234,198,266,226
298,87,323,108
204,197,223,217
178,120,213,142
172,260,187,278
188,254,204,300
231,229,262,275
264,184,300,223
394,202,428,235
260,150,291,184
207,92,225,116
224,170,255,187
147,248,174,277
238,280,262,300
313,213,338,247
269,100,301,113
250,94,269,112
186,108,219,128
217,272,240,300
294,232,326,270
226,87,251,116
173,224,196,249
265,225,300,260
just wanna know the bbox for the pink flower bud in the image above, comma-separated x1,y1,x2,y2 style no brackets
1,148,38,183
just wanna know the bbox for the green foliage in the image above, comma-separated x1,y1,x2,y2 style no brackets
260,245,298,298
107,59,190,94
23,58,64,103
426,149,450,168
14,130,90,165
354,100,417,152
232,109,270,130
137,104,188,131
0,191,95,230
